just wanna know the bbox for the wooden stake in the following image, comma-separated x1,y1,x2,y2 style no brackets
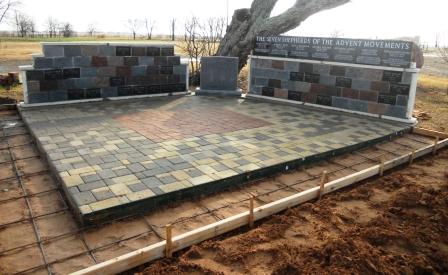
249,196,254,228
165,224,172,258
379,156,385,176
433,137,439,155
318,171,328,200
409,150,416,165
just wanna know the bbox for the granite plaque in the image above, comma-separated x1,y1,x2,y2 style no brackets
146,47,161,56
290,72,304,81
335,77,352,88
316,95,332,106
44,69,63,80
378,94,397,105
118,86,133,96
147,85,161,94
68,89,84,100
200,56,238,91
254,36,414,68
288,90,302,101
116,46,131,56
304,73,320,83
86,88,101,98
262,87,275,97
63,68,80,79
382,71,403,83
390,84,410,95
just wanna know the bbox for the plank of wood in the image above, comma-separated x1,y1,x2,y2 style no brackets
412,127,448,139
71,137,448,275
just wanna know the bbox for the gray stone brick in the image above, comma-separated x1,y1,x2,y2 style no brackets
385,105,407,118
401,72,413,85
43,45,64,57
76,78,94,89
92,77,109,88
348,99,368,112
78,180,106,192
396,95,408,106
131,66,147,76
319,75,336,86
99,45,115,56
28,92,48,103
27,81,40,93
254,78,268,86
101,87,118,98
81,174,101,183
97,67,116,77
74,56,92,67
173,64,187,75
57,79,77,90
48,90,67,102
127,163,145,173
332,96,350,109
34,57,53,69
81,45,99,56
53,57,74,68
128,183,147,192
284,61,298,71
288,81,310,92
73,191,96,206
92,189,114,201
313,64,330,74
142,177,163,188
138,57,154,66
107,56,124,67
351,79,371,91
80,68,97,78
64,45,81,57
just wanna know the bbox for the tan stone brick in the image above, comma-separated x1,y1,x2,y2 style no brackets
109,183,132,196
112,174,139,184
126,190,155,201
89,198,121,211
188,175,213,186
60,156,83,164
63,175,83,187
68,166,95,176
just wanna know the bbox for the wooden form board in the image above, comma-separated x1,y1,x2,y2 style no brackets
71,135,448,275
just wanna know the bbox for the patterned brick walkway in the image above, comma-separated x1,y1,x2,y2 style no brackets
20,95,409,223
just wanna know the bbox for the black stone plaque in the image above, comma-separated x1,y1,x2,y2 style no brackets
161,84,178,93
160,66,173,75
378,94,397,105
254,36,414,68
268,79,282,88
124,57,138,66
133,85,146,95
67,89,85,100
63,68,80,79
110,77,125,87
382,71,403,83
85,88,101,99
146,85,161,94
304,73,320,84
316,95,332,106
118,86,133,96
147,66,160,75
146,47,161,56
288,90,302,101
262,86,275,97
26,70,44,81
299,63,314,73
390,83,410,95
335,77,352,88
161,47,175,56
39,80,58,91
116,46,131,56
44,69,63,80
290,72,304,81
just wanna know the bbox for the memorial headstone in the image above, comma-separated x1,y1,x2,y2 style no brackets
196,56,242,96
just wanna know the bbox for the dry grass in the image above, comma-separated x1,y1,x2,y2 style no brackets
418,74,448,91
0,42,41,62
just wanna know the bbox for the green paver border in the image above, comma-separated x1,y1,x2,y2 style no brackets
18,100,411,225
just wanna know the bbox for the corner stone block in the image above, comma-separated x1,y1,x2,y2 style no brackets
64,45,82,57
385,105,407,118
43,45,64,57
396,95,408,106
28,92,49,103
33,57,53,69
81,45,99,56
74,56,92,67
53,57,74,68
173,64,187,75
26,70,44,81
27,81,40,93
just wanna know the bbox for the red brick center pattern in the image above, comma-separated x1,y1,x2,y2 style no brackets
113,107,271,142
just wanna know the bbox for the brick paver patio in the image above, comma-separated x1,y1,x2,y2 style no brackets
20,95,410,224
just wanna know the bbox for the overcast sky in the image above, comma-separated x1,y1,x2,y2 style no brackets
2,0,447,45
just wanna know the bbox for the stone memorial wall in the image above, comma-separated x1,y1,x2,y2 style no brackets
21,43,187,104
249,36,420,120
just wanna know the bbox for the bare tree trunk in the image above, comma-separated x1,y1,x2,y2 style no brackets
217,0,349,71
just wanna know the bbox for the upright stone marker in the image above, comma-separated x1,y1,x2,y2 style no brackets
196,56,241,96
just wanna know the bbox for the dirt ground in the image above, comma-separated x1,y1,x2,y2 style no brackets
141,147,448,275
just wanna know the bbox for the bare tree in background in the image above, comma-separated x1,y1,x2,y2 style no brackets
0,0,18,24
217,0,349,71
201,17,225,56
144,18,155,40
12,10,33,37
87,22,97,36
438,47,448,64
170,18,176,41
125,19,142,40
60,22,74,37
180,17,205,85
45,17,59,38
330,29,343,38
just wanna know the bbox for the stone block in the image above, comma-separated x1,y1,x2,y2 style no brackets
73,56,92,67
26,70,44,81
124,56,139,66
382,70,402,83
361,69,383,81
290,72,304,81
284,61,298,71
146,46,161,56
132,47,146,56
110,77,125,87
63,68,80,79
146,85,161,94
118,86,133,96
73,191,96,206
131,66,147,76
160,46,175,56
385,105,407,118
313,64,330,74
200,56,239,91
351,79,371,90
101,87,118,98
116,46,131,56
302,92,316,103
67,89,85,100
251,85,262,95
396,95,408,106
39,80,58,91
76,78,93,89
303,73,320,83
288,90,302,101
348,99,368,112
92,77,109,88
167,56,181,65
86,88,102,98
254,78,268,86
34,57,53,69
81,45,99,56
146,66,160,75
139,56,154,66
253,58,271,68
53,57,74,68
359,90,378,102
98,45,115,56
401,72,413,85
48,90,67,102
370,81,390,93
335,77,352,88
80,67,97,78
299,63,314,73
57,79,77,90
160,66,173,75
27,81,40,93
319,75,336,86
262,86,274,97
43,45,64,57
341,88,359,99
332,96,349,109
367,102,387,115
28,92,48,103
288,81,310,92
97,66,116,77
116,66,132,77
271,60,284,70
274,88,288,99
316,95,332,106
64,45,81,57
91,56,108,67
268,79,282,88
390,84,410,96
44,69,63,80
378,94,397,105
107,56,124,67
330,65,346,76
173,64,187,75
